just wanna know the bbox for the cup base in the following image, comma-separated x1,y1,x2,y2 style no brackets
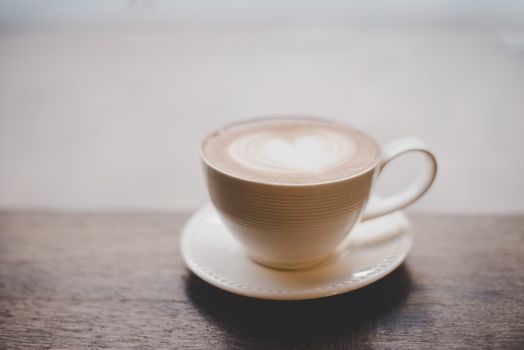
248,253,333,271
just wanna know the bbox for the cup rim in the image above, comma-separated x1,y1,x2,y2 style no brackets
200,115,382,187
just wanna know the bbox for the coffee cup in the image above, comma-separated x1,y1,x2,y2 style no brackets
201,117,437,269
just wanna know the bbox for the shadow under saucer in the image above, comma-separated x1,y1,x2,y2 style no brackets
183,263,413,349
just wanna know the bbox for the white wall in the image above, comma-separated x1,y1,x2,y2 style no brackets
1,1,523,26
1,2,523,213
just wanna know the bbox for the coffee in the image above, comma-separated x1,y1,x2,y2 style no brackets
202,118,380,185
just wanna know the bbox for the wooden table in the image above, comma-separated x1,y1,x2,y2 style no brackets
0,212,523,349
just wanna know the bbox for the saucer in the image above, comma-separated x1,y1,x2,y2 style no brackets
181,204,412,300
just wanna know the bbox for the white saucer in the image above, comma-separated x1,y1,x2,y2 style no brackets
181,204,412,300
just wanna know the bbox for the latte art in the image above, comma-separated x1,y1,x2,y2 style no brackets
228,131,357,173
203,118,380,185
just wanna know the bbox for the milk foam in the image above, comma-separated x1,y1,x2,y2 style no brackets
228,131,357,173
203,119,380,185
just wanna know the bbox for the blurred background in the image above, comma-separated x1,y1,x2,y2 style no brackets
0,0,523,214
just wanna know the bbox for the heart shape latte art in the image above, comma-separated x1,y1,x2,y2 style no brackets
228,130,357,173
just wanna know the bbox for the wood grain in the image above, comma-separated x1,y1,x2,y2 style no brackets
0,212,523,349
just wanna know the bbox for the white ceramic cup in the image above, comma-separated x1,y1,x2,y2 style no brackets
202,118,437,270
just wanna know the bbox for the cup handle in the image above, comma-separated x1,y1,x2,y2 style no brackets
361,137,437,221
